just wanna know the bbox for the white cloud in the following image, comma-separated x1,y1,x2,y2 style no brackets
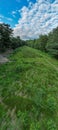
11,10,19,18
0,14,13,22
14,0,58,40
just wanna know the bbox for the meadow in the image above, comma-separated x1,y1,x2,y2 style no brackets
0,46,58,130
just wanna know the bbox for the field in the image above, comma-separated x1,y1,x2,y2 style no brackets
0,46,58,130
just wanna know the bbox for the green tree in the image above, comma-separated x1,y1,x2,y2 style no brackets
38,35,48,51
46,27,58,58
0,23,13,52
11,36,25,49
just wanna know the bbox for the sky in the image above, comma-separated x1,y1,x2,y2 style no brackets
0,0,58,40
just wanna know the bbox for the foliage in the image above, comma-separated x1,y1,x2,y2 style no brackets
10,36,25,49
0,22,58,59
0,23,26,52
38,35,48,51
0,23,13,52
46,27,58,58
26,27,58,59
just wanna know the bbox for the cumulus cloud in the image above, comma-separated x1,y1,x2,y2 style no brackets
14,0,58,40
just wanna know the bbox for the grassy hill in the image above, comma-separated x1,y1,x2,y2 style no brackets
0,46,58,130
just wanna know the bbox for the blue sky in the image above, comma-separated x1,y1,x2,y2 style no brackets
0,0,58,39
0,0,36,27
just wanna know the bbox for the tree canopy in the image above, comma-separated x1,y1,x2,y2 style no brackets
26,26,58,59
0,23,58,58
0,23,25,52
0,23,13,51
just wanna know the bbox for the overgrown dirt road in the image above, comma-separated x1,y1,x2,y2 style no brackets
0,54,9,63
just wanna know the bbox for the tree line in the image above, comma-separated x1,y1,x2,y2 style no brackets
0,23,25,52
0,23,58,58
26,27,58,59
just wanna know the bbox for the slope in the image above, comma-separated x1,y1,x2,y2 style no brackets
0,46,58,130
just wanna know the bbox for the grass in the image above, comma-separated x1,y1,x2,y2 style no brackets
0,46,58,130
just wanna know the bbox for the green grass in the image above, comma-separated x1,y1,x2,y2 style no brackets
0,46,58,130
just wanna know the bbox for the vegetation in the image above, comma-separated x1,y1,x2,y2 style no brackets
0,23,13,52
26,27,58,58
0,23,25,52
0,46,58,130
46,27,58,58
0,23,58,58
0,22,58,129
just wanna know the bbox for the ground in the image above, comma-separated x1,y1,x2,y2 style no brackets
0,49,13,63
0,46,58,130
0,55,9,63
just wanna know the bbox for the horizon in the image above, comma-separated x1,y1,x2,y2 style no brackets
0,0,58,40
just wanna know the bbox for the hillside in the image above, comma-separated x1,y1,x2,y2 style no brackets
0,46,58,130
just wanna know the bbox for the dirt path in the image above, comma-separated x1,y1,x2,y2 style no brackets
0,49,13,64
0,54,9,63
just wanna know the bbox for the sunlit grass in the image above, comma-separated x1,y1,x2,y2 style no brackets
0,46,58,130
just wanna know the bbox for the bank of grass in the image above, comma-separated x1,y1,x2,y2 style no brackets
0,46,58,130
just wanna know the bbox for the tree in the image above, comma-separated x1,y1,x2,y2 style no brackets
0,23,13,52
46,27,58,58
38,35,48,51
10,36,25,49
